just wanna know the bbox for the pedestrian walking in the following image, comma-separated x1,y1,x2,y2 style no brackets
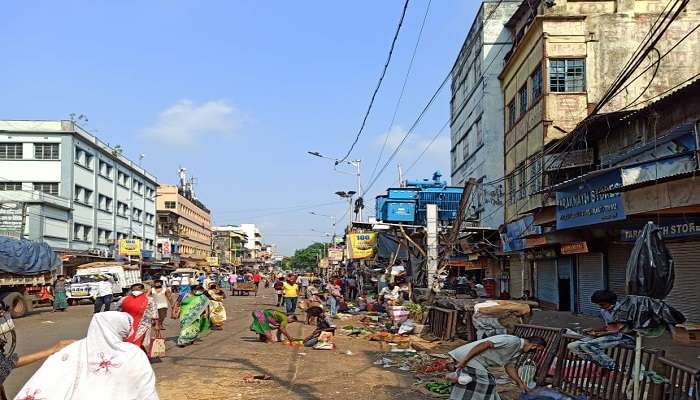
326,280,342,318
346,275,358,301
566,290,633,372
206,283,227,330
177,285,210,347
117,283,159,352
94,275,114,313
15,312,159,400
252,271,262,289
150,280,172,327
52,275,69,312
447,334,546,399
282,275,299,314
274,276,285,307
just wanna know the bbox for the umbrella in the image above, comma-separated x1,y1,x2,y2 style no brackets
622,221,686,400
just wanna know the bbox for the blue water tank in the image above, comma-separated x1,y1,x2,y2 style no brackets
385,200,416,222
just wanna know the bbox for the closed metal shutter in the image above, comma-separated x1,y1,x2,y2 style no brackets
577,253,605,316
607,244,632,298
536,259,559,307
509,257,523,299
666,242,700,323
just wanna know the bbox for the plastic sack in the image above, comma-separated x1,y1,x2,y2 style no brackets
625,222,674,299
613,295,685,331
518,387,587,400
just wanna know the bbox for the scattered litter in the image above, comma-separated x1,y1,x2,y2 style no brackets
345,350,354,356
243,374,272,383
41,321,55,324
297,352,307,356
390,348,417,353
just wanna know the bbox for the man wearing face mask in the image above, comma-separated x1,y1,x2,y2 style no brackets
117,283,159,352
447,334,546,399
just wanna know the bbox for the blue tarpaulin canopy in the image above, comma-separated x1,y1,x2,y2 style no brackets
0,236,62,275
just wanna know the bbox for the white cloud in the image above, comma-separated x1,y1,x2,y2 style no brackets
143,99,242,147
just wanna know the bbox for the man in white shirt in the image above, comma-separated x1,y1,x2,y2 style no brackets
93,275,114,313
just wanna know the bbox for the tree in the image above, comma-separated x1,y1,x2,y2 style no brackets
289,242,325,271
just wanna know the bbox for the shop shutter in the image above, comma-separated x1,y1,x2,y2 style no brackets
577,253,604,316
509,257,523,299
536,259,558,307
666,242,700,323
607,244,632,298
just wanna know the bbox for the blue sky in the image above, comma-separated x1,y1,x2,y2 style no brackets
3,1,477,255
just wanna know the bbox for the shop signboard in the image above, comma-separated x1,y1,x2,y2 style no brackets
560,241,589,255
620,217,700,241
319,257,329,269
501,215,535,252
156,238,172,259
555,170,625,230
118,239,142,256
348,232,377,259
0,202,25,238
207,256,219,266
327,247,344,262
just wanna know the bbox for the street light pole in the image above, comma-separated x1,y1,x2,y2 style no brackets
308,151,364,221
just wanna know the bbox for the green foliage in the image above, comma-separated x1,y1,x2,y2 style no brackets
279,257,292,271
289,242,325,271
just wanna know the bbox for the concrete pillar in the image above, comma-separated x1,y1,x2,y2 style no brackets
426,204,438,289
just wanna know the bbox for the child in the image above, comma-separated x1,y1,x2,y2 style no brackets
303,306,335,347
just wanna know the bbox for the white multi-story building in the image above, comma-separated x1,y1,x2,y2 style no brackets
239,223,262,259
449,1,520,229
0,120,157,256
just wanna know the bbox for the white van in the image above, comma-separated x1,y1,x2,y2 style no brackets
68,262,141,302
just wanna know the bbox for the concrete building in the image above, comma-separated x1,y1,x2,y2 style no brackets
498,0,700,310
239,223,262,260
156,182,212,258
211,226,247,266
450,0,521,229
0,120,157,256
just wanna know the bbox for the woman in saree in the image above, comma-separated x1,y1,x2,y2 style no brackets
177,285,210,347
206,284,227,330
52,275,68,312
250,309,298,343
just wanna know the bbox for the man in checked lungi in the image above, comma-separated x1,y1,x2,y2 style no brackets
447,334,547,400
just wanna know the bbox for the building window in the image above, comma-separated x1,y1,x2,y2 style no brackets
549,59,585,92
73,223,92,242
145,213,155,226
34,143,59,160
33,183,59,196
518,166,526,199
117,171,130,188
132,207,142,222
99,161,113,179
74,185,93,205
133,180,143,194
0,143,23,160
507,99,516,130
164,201,176,209
507,174,516,205
0,182,22,191
74,147,94,170
117,201,129,217
98,228,113,244
531,65,542,100
462,138,470,160
98,194,113,212
519,85,528,116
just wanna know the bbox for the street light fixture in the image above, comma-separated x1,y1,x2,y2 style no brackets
308,150,363,221
310,211,338,244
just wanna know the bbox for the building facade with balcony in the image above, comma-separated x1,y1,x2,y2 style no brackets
211,225,247,266
239,223,262,260
499,0,700,312
155,184,212,258
0,120,157,256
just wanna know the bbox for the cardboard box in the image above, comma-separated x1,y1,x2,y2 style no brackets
673,324,700,346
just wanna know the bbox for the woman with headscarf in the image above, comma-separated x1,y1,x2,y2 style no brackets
177,285,210,347
250,309,299,343
117,283,159,352
206,283,227,330
14,311,158,400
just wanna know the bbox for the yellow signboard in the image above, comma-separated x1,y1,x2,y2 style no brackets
348,232,377,259
118,239,142,256
207,256,220,266
319,257,329,268
328,247,344,262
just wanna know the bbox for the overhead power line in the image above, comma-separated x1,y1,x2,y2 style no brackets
368,0,432,185
337,0,411,164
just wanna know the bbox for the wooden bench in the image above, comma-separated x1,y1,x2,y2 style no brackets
426,306,458,340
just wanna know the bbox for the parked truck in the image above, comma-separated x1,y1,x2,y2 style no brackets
67,262,141,304
0,237,62,318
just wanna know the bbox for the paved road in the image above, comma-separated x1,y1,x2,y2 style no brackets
6,289,427,399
